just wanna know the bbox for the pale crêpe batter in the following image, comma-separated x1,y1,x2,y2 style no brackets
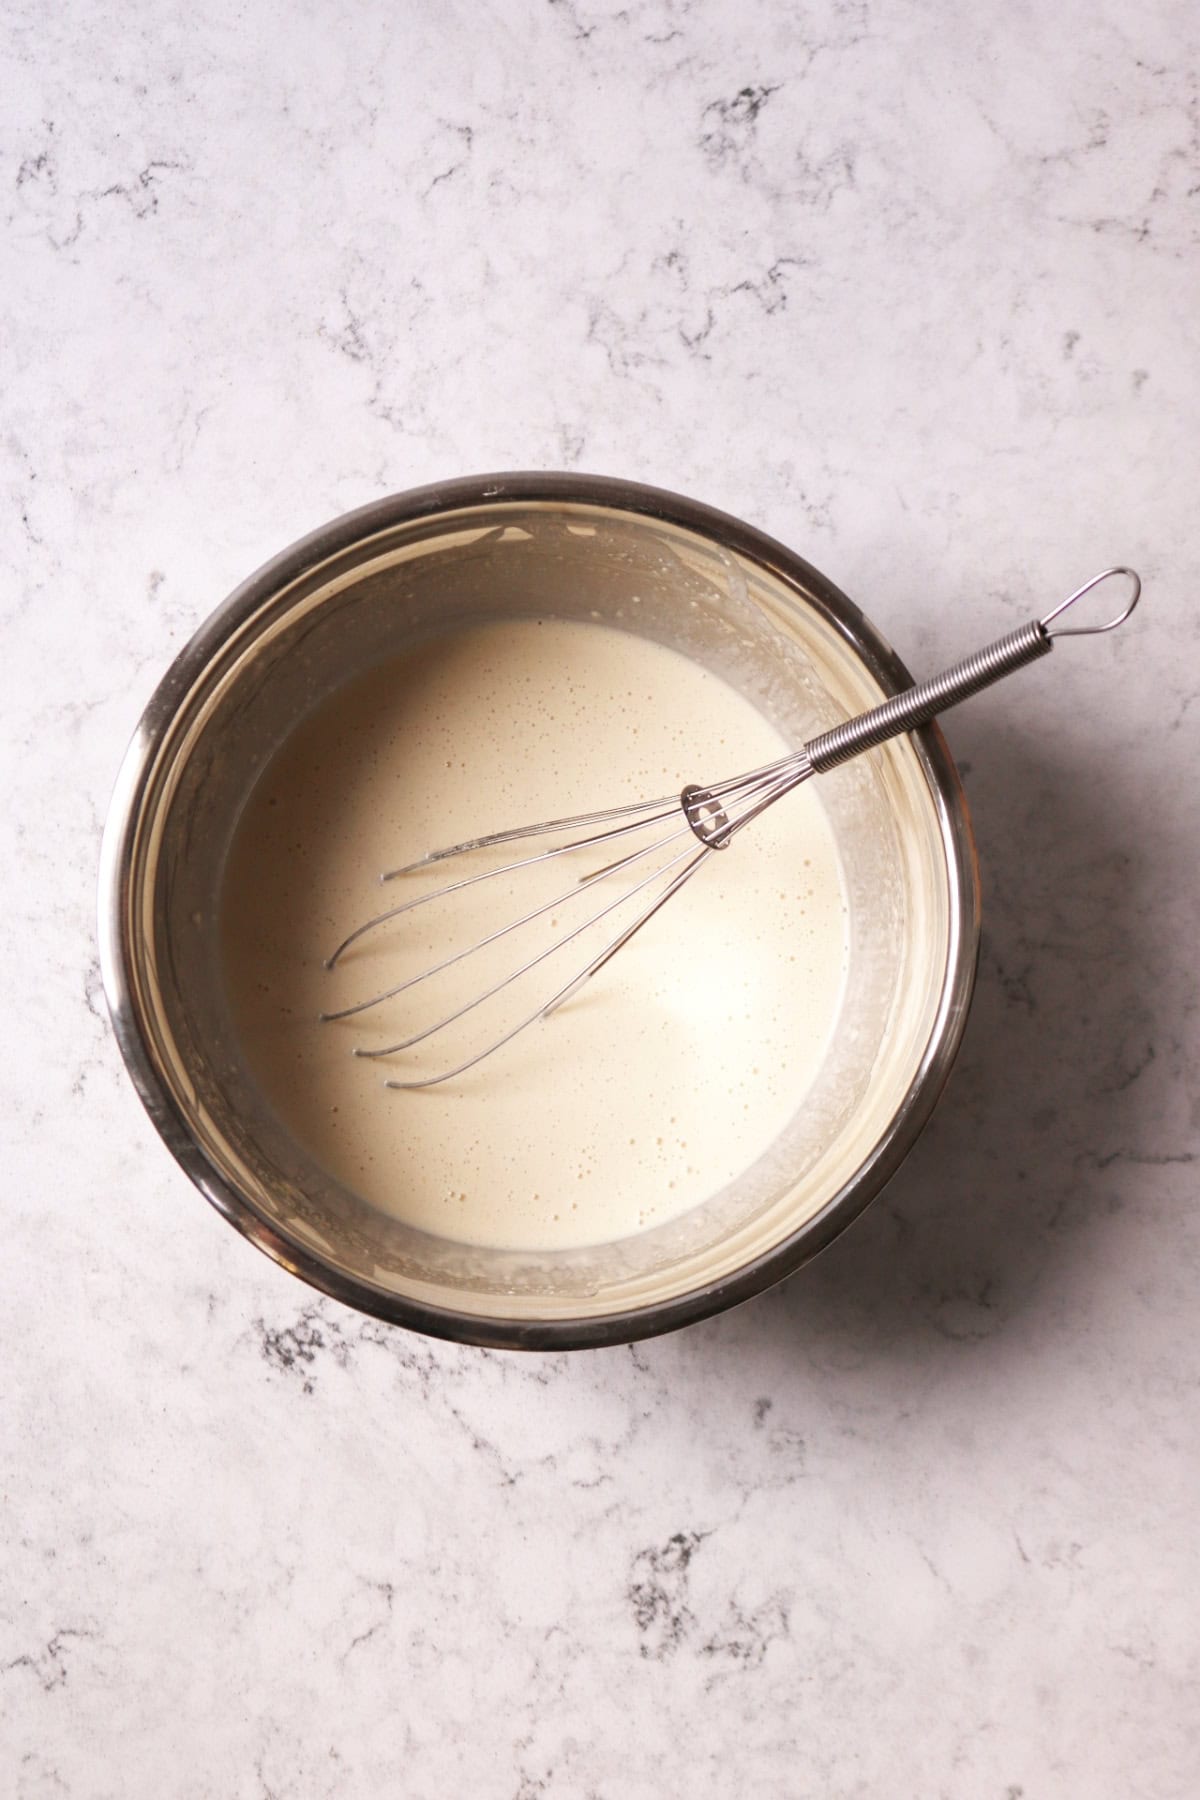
220,618,848,1251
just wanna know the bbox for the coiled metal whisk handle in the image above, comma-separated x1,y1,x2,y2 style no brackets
806,567,1141,774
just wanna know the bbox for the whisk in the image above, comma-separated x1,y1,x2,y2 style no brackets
321,567,1141,1088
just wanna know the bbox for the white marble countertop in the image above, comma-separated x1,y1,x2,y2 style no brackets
3,1,1198,1793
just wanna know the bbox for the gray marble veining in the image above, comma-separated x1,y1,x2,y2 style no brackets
2,0,1198,1794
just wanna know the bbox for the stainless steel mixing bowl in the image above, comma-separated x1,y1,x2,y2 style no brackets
98,474,980,1349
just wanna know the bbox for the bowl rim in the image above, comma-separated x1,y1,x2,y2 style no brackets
98,471,981,1350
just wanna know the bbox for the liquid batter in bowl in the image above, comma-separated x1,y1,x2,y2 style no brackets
102,479,974,1344
220,618,849,1252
